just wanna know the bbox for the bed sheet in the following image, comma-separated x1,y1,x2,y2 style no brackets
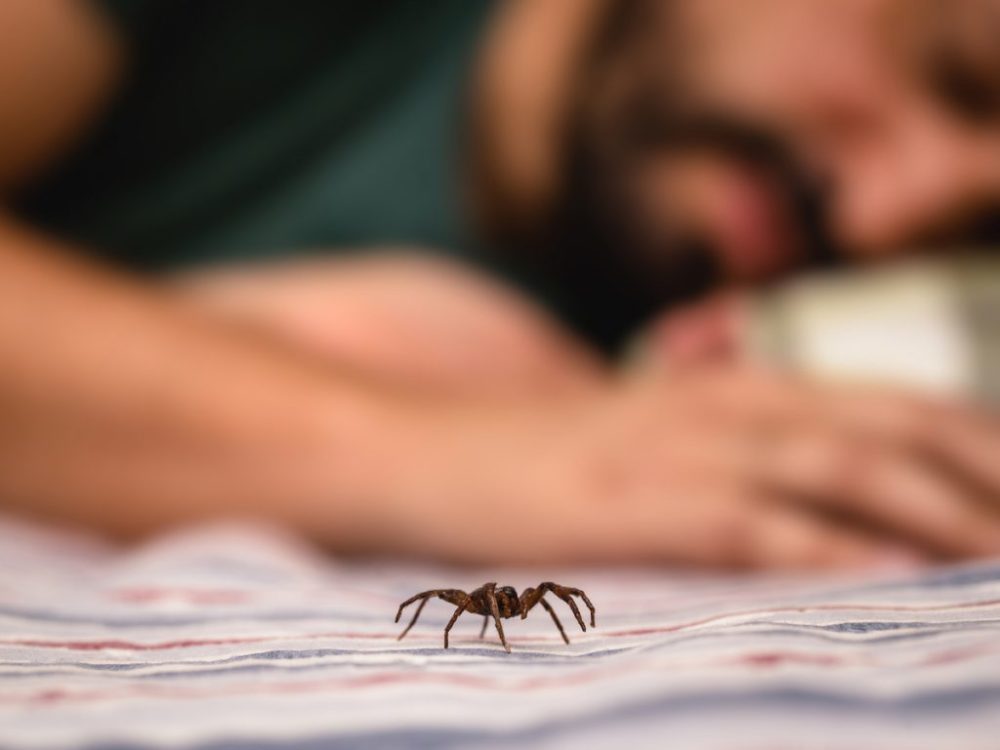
1,517,998,749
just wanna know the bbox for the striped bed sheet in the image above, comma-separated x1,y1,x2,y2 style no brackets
0,516,998,750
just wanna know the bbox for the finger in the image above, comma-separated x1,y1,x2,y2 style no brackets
748,428,1000,558
790,386,1000,500
609,483,917,570
670,367,932,445
726,501,923,571
916,408,1000,502
681,368,1000,504
662,367,844,424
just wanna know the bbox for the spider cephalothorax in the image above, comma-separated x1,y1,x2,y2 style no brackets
394,581,595,653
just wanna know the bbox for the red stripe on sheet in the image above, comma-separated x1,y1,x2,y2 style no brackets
4,598,998,652
4,643,998,708
2,631,400,651
6,637,266,651
732,652,844,668
3,671,593,706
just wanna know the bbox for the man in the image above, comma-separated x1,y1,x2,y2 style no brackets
2,0,1000,568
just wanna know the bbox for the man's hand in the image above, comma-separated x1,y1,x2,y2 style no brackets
378,368,1000,568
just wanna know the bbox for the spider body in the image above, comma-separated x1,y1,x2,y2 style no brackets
394,581,595,653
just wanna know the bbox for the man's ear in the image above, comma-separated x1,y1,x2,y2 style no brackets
0,0,123,194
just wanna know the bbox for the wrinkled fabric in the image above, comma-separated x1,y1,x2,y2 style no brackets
0,517,998,749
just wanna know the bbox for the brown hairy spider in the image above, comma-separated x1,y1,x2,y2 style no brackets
395,581,595,653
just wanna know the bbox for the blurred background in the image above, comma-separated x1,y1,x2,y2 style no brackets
4,0,1000,568
13,0,1000,391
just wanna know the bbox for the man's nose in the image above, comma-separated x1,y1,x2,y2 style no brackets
829,113,1000,255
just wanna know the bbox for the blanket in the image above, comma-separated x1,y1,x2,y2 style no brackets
1,517,998,749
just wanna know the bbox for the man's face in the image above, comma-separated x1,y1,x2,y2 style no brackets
569,0,1000,292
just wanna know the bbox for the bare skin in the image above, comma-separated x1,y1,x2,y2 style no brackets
0,0,122,189
174,254,604,399
2,1,1000,568
475,0,1000,281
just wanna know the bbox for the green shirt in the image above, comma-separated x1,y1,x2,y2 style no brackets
15,0,494,271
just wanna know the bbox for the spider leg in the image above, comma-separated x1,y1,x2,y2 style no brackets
556,590,586,632
538,597,570,645
539,582,597,630
519,586,539,619
568,588,597,627
395,590,438,623
443,599,470,649
479,615,489,639
396,595,431,641
395,589,470,642
485,584,511,653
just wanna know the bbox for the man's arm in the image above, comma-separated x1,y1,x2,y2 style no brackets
0,0,122,190
0,0,601,556
0,217,412,546
3,2,357,536
173,254,605,399
6,217,1000,566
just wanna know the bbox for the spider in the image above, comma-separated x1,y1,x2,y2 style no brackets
394,581,595,653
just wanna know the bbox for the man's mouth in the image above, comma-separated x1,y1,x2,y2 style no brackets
699,162,803,282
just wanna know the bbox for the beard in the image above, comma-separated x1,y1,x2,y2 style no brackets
471,0,838,351
538,131,723,351
529,101,838,351
479,0,836,350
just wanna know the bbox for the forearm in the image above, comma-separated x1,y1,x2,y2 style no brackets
0,218,404,546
